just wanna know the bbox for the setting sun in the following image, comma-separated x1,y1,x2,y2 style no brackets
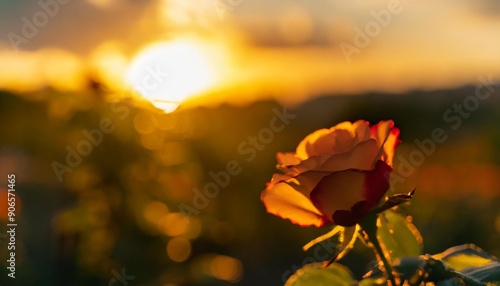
126,39,220,113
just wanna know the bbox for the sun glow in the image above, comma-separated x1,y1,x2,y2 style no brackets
125,39,221,113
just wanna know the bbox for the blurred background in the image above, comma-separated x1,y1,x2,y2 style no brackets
0,0,499,285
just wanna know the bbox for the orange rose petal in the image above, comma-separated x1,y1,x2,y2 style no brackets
310,161,392,226
293,139,379,173
371,120,392,144
328,129,357,154
332,161,392,226
287,153,329,172
352,120,370,142
383,127,400,165
296,128,331,159
264,120,399,227
271,173,294,183
281,171,332,197
370,120,400,166
319,139,379,171
313,122,358,155
276,152,301,167
261,182,328,227
310,170,366,222
296,121,374,160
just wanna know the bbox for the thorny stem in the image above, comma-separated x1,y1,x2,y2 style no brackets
359,214,398,286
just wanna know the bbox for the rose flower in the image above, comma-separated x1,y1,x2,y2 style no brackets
261,120,400,227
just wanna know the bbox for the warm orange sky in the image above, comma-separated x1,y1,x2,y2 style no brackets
1,0,499,109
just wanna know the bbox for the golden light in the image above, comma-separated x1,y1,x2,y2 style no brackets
159,213,188,237
41,49,86,91
133,111,156,135
86,0,115,9
89,42,128,90
210,255,243,282
126,39,220,113
167,237,191,262
192,253,244,282
0,49,85,92
158,141,188,166
184,217,202,239
277,6,313,45
143,200,169,224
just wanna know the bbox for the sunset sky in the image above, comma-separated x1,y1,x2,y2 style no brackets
1,0,499,109
1,2,500,284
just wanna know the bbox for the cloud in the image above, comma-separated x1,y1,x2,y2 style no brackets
0,0,499,107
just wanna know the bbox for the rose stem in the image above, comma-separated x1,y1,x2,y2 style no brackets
359,214,398,286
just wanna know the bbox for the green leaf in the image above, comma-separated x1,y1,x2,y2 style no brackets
388,245,499,285
285,262,356,286
359,277,387,286
376,210,422,263
445,255,493,272
462,262,500,283
433,244,500,284
433,244,497,271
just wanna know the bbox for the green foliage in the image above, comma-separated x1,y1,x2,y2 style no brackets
434,244,498,271
444,255,493,271
287,216,499,286
391,245,500,286
376,210,422,263
285,262,356,286
358,278,387,286
432,245,500,285
462,264,500,285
